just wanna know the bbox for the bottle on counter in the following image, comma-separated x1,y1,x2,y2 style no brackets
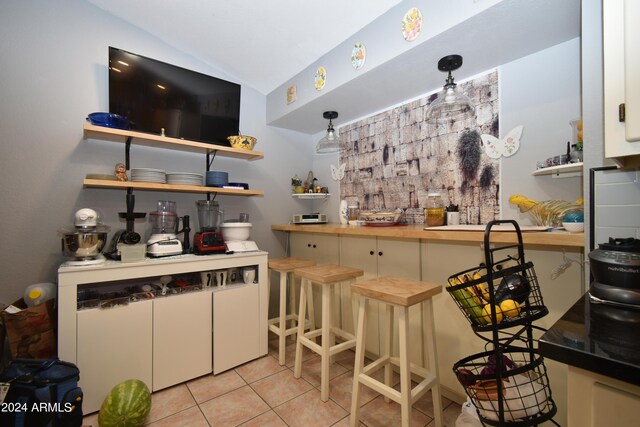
24,282,56,307
425,193,445,227
339,200,349,224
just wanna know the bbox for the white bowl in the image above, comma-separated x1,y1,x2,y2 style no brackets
562,222,584,233
361,211,402,224
220,222,252,241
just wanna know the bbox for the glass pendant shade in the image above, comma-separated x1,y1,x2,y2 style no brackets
425,54,474,124
316,111,340,153
426,83,474,123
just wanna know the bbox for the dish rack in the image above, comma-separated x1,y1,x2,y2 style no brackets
446,220,559,426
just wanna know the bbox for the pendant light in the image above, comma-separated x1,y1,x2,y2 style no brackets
316,111,340,154
426,54,474,124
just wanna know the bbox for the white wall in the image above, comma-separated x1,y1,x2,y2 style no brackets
500,38,583,222
593,169,640,244
0,0,312,302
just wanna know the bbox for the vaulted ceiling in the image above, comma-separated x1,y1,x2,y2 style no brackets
86,0,401,95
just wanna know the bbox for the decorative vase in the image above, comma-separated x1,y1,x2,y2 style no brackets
339,200,349,224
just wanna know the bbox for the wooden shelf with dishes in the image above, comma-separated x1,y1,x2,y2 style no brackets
82,123,264,197
83,179,263,196
532,162,583,178
83,124,264,160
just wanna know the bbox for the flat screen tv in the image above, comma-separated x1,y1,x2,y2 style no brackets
109,47,241,146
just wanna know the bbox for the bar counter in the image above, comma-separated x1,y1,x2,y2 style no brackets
271,223,584,248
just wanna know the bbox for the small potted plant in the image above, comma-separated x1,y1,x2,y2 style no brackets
291,175,304,194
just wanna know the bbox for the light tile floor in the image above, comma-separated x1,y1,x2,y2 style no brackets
82,336,462,427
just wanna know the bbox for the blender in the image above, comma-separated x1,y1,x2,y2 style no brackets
147,201,184,257
193,200,226,254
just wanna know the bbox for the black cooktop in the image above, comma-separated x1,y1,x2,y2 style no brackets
540,293,640,386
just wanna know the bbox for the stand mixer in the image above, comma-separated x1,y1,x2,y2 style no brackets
147,200,190,257
58,208,110,266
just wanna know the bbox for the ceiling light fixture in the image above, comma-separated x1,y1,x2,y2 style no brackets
425,54,474,124
316,111,340,154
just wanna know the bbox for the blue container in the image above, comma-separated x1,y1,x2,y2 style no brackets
206,171,228,187
87,112,131,130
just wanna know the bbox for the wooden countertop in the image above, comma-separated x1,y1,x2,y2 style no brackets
271,223,584,248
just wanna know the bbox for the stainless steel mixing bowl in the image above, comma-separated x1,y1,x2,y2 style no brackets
61,231,108,259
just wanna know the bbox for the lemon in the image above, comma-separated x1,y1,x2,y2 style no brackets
481,304,503,324
499,299,521,318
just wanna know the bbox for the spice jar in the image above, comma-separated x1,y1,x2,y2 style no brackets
425,193,445,226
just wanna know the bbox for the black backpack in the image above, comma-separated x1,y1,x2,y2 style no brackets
0,359,83,427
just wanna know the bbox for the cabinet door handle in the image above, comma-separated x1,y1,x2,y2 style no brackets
369,251,374,255
378,251,383,256
307,244,312,248
313,244,317,248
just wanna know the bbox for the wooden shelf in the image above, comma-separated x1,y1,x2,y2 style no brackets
83,124,264,161
83,179,263,196
532,162,583,177
291,193,330,199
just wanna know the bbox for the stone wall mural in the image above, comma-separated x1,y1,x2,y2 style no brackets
339,70,500,225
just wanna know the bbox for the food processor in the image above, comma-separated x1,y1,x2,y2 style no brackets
193,200,226,254
147,201,185,257
58,208,110,266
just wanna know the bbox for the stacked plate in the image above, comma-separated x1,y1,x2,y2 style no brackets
131,168,166,183
166,172,203,186
206,171,229,187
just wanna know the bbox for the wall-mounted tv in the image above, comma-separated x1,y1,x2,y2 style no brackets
109,47,241,146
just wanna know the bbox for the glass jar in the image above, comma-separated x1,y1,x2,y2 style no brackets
425,193,445,226
348,205,360,221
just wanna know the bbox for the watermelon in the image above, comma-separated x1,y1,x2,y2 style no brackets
98,379,151,427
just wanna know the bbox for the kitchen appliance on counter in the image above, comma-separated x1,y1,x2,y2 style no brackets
589,237,640,308
193,200,226,254
58,208,110,266
105,191,146,260
292,213,327,224
147,200,186,257
220,222,259,252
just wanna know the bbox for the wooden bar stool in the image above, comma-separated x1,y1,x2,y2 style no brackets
350,276,443,427
268,257,316,365
294,264,364,402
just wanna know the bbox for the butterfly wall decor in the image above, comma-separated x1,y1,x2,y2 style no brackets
481,125,524,159
330,163,346,181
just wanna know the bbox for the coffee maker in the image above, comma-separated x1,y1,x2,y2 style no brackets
193,200,226,254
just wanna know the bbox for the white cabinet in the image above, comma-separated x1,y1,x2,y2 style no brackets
290,232,339,264
77,301,153,413
153,291,212,390
339,236,422,360
213,284,261,373
58,252,268,414
567,366,640,427
603,0,640,165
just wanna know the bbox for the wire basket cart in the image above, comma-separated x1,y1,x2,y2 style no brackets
446,220,559,426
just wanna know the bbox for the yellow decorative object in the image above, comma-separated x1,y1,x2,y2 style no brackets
227,135,257,150
509,194,583,227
